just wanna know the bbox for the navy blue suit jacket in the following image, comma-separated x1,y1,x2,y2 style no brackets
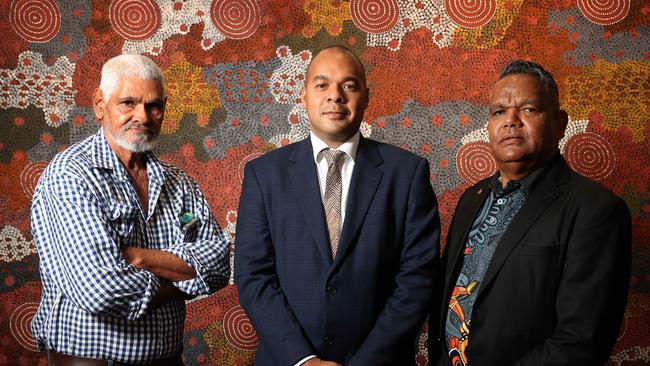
235,136,440,366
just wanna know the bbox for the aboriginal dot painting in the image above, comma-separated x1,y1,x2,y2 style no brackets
0,0,648,365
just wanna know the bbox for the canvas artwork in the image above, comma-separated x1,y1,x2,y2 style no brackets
0,0,648,365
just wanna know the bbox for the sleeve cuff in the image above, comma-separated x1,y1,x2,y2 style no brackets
125,270,160,320
295,355,317,366
164,246,211,295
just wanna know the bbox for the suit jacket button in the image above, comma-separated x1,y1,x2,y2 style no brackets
326,286,337,295
324,336,335,345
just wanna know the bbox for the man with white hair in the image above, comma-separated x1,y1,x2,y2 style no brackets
31,54,230,366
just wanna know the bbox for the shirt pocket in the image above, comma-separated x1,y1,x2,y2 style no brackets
105,201,139,239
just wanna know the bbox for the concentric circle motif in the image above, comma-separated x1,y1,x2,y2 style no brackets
20,161,49,200
350,0,400,34
109,0,161,41
211,0,261,40
9,0,61,43
577,0,630,25
238,152,263,184
223,305,258,351
10,302,39,352
564,132,615,181
456,142,497,185
444,0,497,29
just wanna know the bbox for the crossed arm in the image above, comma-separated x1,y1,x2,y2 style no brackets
33,170,229,318
122,247,197,305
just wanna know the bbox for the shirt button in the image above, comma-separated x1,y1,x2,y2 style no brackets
324,336,335,345
326,286,337,295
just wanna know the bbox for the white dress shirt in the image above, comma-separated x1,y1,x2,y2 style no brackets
295,132,359,366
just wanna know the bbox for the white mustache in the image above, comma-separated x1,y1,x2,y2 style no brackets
121,123,154,134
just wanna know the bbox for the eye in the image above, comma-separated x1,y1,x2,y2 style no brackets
523,107,538,113
343,83,359,91
491,109,504,116
315,83,327,89
120,100,136,110
146,101,164,113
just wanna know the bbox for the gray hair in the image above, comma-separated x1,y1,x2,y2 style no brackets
99,54,166,100
499,60,559,104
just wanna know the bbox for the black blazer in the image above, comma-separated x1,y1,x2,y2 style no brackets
430,156,631,366
235,137,441,365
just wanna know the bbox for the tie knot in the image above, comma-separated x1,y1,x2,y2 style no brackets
319,149,346,167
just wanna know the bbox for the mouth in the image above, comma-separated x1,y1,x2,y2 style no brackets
323,110,349,118
124,124,154,134
500,135,524,144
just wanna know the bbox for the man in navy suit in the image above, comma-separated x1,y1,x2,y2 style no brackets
429,60,631,366
235,46,441,366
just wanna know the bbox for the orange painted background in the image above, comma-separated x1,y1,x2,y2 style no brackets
0,0,648,365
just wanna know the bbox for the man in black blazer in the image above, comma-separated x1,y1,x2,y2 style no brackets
235,46,440,366
430,60,631,366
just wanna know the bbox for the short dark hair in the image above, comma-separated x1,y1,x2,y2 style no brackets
307,45,367,85
499,60,559,102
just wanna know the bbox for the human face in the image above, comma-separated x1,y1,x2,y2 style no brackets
301,48,369,148
93,76,166,154
487,73,567,177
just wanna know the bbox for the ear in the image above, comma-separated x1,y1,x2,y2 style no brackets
363,87,370,111
556,109,568,140
299,86,306,105
92,88,105,122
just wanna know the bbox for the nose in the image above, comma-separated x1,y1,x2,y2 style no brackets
327,84,345,104
503,108,522,129
132,103,149,124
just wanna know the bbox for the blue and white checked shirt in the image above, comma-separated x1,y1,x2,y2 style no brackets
31,129,230,363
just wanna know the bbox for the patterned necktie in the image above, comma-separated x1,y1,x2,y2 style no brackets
319,148,346,259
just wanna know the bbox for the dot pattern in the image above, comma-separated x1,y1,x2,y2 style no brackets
9,302,39,351
564,132,616,181
222,305,258,351
109,0,162,41
210,0,261,40
350,0,400,34
1,1,648,365
444,0,497,29
577,0,630,25
10,0,61,43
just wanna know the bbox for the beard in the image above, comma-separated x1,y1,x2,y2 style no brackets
106,121,159,153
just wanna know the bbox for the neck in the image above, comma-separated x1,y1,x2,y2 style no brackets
497,168,529,187
119,150,147,172
109,141,147,172
104,131,147,172
497,152,557,187
312,131,358,149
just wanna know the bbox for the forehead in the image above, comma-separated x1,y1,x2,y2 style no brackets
113,76,164,97
490,73,547,102
306,49,365,81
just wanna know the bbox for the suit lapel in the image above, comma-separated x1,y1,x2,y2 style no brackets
288,139,333,264
476,159,570,300
333,138,383,267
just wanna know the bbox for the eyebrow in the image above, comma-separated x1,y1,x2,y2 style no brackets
117,96,137,101
489,99,544,108
117,96,164,104
311,75,361,84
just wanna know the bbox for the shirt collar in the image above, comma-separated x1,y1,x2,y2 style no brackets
489,153,560,195
310,131,360,164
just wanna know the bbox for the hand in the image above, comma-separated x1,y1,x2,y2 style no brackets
150,280,196,307
303,358,342,366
